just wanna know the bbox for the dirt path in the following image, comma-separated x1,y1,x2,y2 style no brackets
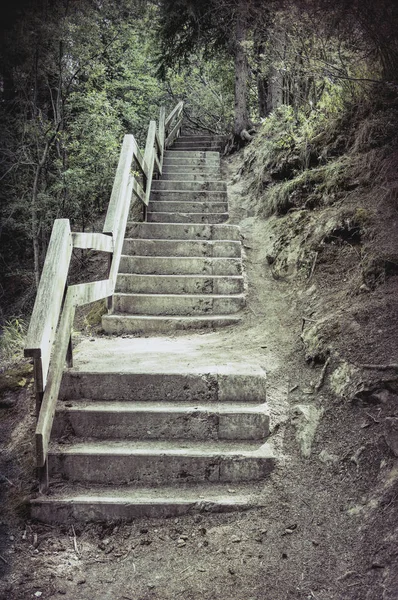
1,153,397,600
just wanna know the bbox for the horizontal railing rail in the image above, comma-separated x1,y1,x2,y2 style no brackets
24,101,184,488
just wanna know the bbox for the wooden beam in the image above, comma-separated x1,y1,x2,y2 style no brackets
35,291,75,467
132,178,146,205
165,116,183,148
103,134,138,236
165,101,183,129
24,219,72,388
108,176,134,285
72,232,113,253
71,279,113,306
143,121,156,205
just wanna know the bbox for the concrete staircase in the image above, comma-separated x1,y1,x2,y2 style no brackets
30,135,275,523
102,135,245,334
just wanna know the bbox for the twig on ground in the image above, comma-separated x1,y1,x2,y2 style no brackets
365,411,380,424
308,251,319,280
0,554,9,565
301,317,317,332
315,357,331,392
356,363,398,371
289,384,299,393
71,525,80,556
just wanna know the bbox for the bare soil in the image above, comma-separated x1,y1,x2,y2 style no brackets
1,151,398,600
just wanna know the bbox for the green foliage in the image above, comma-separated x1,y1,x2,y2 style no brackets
167,55,234,133
0,318,27,363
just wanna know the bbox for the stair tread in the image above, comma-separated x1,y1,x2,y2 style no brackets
31,481,260,503
49,439,274,456
114,292,245,299
57,400,268,412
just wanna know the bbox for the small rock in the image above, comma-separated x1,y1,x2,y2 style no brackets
231,535,241,543
34,593,42,598
179,534,188,540
228,567,236,575
9,535,14,541
177,539,186,548
76,578,86,585
140,527,148,534
140,539,152,546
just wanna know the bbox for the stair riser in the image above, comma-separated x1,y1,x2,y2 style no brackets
31,498,249,523
122,240,240,258
178,136,228,143
172,143,224,150
53,409,269,441
102,315,241,333
162,166,220,174
60,372,267,403
148,201,228,214
112,294,245,316
151,180,226,191
147,213,228,224
158,173,222,182
163,160,219,169
150,191,227,202
48,453,274,485
119,256,242,276
116,275,244,295
164,151,219,159
125,223,241,241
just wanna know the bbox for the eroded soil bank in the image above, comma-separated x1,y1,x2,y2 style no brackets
1,148,398,600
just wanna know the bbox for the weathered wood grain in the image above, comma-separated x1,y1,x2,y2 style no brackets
35,291,75,467
103,134,138,236
72,232,113,253
24,219,72,387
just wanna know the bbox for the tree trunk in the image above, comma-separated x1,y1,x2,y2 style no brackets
233,2,250,136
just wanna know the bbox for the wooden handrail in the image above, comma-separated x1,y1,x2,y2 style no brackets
24,101,184,482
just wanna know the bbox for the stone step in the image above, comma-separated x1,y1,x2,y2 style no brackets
150,190,227,202
116,274,245,295
53,400,269,441
30,483,260,523
119,255,242,276
148,201,228,214
102,314,241,333
164,151,220,159
125,222,240,241
162,165,220,174
47,439,275,485
170,146,224,153
173,142,225,150
122,239,241,258
60,340,267,402
179,135,228,142
163,158,220,168
151,180,226,191
147,212,229,224
112,293,245,315
160,172,221,182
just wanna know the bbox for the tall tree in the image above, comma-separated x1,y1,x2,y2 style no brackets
156,0,271,139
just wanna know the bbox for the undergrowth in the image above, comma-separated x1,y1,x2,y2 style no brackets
244,86,398,217
0,317,27,365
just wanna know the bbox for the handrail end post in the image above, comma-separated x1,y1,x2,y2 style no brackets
38,459,49,494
